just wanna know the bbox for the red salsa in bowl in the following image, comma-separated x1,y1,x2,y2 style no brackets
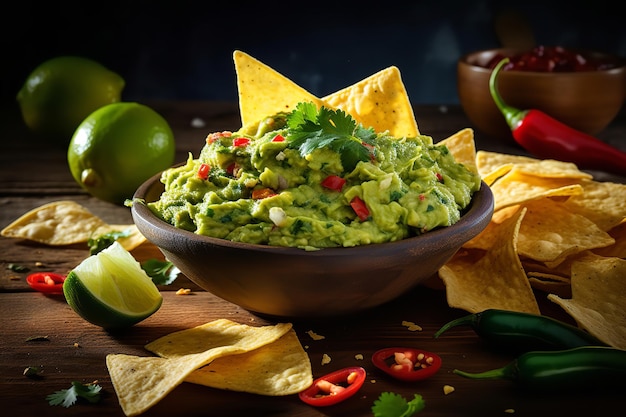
483,45,621,72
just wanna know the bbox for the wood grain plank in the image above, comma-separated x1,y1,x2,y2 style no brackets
1,289,622,417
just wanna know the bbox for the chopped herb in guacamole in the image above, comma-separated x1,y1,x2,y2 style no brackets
148,102,481,249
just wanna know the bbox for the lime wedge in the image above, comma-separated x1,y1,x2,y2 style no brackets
63,241,162,329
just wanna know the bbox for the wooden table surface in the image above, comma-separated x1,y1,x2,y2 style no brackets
1,101,625,417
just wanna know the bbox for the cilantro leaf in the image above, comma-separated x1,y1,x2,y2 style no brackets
8,263,29,272
88,229,132,255
141,259,181,285
47,381,102,408
372,392,425,417
23,366,42,377
286,102,376,172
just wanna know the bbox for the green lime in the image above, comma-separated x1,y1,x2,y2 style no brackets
17,56,125,142
63,241,163,329
67,102,175,205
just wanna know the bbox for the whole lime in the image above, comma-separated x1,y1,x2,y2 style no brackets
68,102,175,205
17,56,125,142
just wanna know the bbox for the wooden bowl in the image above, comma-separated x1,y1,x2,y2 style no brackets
132,173,494,319
457,48,626,140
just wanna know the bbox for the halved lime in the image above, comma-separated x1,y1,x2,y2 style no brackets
63,241,163,329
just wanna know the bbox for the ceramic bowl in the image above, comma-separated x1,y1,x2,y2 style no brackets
457,47,626,140
132,173,494,319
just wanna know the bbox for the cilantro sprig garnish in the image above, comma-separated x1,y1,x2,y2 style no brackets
141,259,181,285
286,102,376,172
371,392,425,417
46,381,102,408
88,229,132,255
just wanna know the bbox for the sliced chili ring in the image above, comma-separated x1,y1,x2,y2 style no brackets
26,272,66,294
298,366,366,407
372,347,442,382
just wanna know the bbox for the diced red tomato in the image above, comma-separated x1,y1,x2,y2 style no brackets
197,163,211,180
321,175,346,191
206,131,232,143
350,196,370,221
272,134,285,142
233,137,250,147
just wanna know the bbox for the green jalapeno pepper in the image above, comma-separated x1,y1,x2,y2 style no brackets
434,309,605,351
453,346,626,392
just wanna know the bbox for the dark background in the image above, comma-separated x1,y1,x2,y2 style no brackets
3,0,625,108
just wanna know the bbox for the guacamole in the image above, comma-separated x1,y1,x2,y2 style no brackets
148,103,481,249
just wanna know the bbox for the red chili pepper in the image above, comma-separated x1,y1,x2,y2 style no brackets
233,137,250,147
350,196,370,221
298,366,366,407
321,175,346,191
489,58,626,176
26,272,66,294
372,347,442,382
272,134,285,142
197,163,210,180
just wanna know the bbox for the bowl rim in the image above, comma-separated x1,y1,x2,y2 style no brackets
459,47,626,75
132,170,494,256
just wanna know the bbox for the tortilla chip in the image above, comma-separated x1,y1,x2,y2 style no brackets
463,205,519,250
107,320,292,416
481,163,513,186
233,50,326,127
535,250,597,280
515,198,614,263
437,128,478,174
0,200,108,245
489,168,583,211
547,254,626,350
509,159,592,180
91,224,147,251
527,270,572,284
527,270,572,298
592,221,626,258
561,180,626,231
323,66,419,138
476,150,536,179
528,275,572,298
183,329,312,396
522,257,576,282
475,151,592,180
439,207,540,314
444,148,624,340
461,196,615,264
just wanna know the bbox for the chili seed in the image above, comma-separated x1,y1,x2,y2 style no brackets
347,371,358,384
